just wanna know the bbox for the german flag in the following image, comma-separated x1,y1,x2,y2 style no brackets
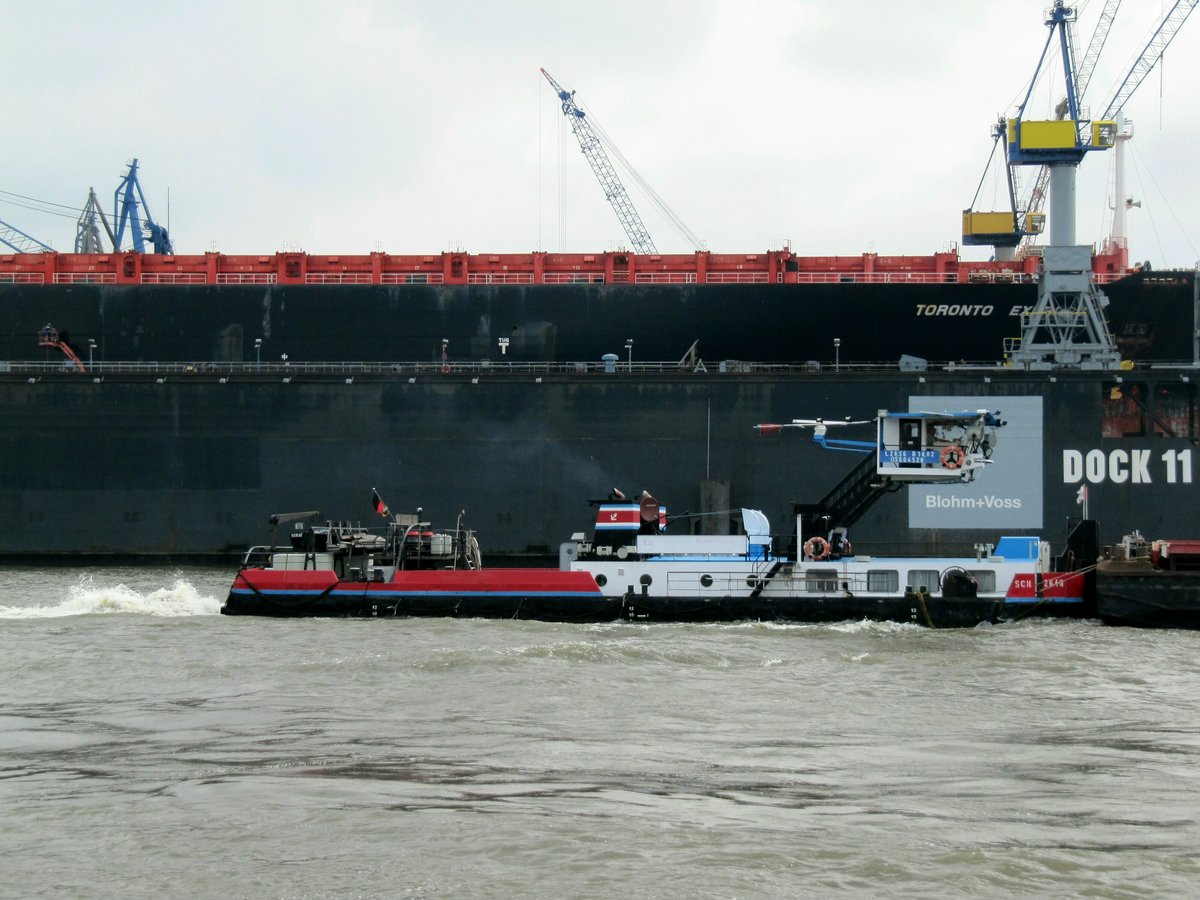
371,488,391,518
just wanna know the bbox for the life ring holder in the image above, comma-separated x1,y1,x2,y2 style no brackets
804,536,830,561
940,444,965,470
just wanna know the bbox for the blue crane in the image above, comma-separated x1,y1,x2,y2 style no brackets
112,159,173,254
540,67,657,255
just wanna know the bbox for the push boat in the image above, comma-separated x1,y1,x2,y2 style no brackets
1094,531,1200,629
222,410,1092,626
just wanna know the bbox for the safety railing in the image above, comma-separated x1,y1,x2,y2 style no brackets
0,272,44,283
466,273,535,285
305,273,374,284
542,273,605,284
141,273,208,284
52,272,115,284
216,273,277,284
380,272,444,284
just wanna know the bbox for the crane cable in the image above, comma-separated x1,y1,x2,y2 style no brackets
573,98,706,252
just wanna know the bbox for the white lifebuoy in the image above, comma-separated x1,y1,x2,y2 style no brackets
940,444,965,470
804,536,830,561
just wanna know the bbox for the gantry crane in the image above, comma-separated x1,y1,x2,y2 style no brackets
540,67,658,255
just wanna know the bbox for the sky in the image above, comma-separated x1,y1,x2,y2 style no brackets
2,0,1198,266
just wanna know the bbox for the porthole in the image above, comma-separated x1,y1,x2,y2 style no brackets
595,574,607,587
700,574,713,588
639,574,652,586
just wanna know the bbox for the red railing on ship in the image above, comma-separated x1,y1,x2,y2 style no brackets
0,246,1131,287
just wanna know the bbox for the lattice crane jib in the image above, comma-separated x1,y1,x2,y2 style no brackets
540,68,657,255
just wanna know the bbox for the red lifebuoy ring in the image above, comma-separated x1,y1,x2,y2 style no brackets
940,444,965,470
804,536,830,561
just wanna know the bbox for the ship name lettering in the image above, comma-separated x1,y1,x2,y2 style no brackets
1061,448,1191,484
1009,305,1033,317
916,304,994,317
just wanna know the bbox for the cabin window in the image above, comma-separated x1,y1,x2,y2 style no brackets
805,569,838,592
867,570,899,592
700,574,713,588
595,574,607,587
907,569,940,593
639,574,652,587
967,570,996,593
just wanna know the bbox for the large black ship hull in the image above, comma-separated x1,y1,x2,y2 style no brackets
1,272,1196,560
1,368,1196,561
2,270,1193,366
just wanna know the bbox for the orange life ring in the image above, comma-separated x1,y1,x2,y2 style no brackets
940,444,965,470
804,536,830,561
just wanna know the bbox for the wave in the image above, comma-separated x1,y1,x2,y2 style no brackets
0,575,223,618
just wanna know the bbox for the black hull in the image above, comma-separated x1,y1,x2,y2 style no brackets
221,590,1003,628
2,271,1192,366
1096,575,1200,629
2,272,1197,560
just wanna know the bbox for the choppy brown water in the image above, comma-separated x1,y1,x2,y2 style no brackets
3,567,1200,898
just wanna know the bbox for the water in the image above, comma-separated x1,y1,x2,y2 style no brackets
3,568,1200,898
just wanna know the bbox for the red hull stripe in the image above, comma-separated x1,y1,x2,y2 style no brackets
235,568,601,594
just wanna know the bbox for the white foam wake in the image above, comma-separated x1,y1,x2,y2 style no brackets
0,575,223,618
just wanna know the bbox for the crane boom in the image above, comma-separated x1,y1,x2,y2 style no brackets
0,217,53,253
1102,0,1199,119
540,67,657,255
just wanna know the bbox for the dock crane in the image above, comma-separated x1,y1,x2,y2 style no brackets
540,67,658,255
0,217,53,253
112,159,173,254
964,1,1195,257
967,0,1197,369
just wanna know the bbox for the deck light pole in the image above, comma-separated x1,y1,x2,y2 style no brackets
625,338,634,371
88,338,96,370
834,337,840,371
255,338,262,371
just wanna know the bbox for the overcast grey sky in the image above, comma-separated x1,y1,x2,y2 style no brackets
2,0,1197,265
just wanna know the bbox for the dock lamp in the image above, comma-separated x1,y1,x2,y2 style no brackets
88,338,96,369
625,338,634,370
834,338,841,371
255,338,262,371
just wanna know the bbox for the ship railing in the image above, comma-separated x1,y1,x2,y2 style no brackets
380,272,444,284
0,272,44,283
466,273,535,285
142,273,208,284
542,273,605,284
216,273,277,285
305,273,374,284
705,272,769,284
52,272,116,284
7,358,1199,378
634,272,699,284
